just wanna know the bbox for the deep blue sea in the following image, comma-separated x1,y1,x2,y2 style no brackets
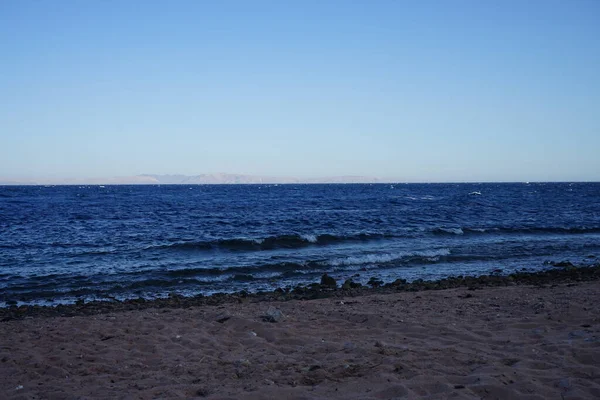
1,183,599,306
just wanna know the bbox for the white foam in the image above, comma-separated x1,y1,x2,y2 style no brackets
470,228,486,232
327,248,450,267
439,227,464,235
300,234,318,243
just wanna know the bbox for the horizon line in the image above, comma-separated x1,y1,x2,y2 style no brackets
1,181,599,186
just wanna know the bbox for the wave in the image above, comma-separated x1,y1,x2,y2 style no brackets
147,232,394,252
432,226,600,236
404,195,438,201
499,226,600,235
231,274,256,282
151,248,452,279
160,262,313,279
120,278,207,291
432,227,464,235
300,233,318,243
327,248,451,267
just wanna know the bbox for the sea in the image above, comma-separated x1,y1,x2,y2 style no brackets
1,183,599,306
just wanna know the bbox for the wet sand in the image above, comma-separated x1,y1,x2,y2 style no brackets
1,280,599,399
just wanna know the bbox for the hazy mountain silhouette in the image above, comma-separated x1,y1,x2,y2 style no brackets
140,174,382,184
0,174,383,185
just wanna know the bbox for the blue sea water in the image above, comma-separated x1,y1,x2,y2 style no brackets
1,183,599,306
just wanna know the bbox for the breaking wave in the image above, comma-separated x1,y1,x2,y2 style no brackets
327,248,451,267
433,227,464,235
433,226,600,236
147,232,394,252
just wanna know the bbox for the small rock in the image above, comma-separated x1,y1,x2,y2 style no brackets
454,384,465,389
368,277,383,287
391,278,407,286
502,358,520,366
342,278,363,289
552,261,575,268
215,312,231,323
264,379,275,385
15,385,23,391
237,359,251,367
321,273,337,288
262,307,283,323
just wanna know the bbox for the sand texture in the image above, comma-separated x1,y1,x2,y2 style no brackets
1,282,600,399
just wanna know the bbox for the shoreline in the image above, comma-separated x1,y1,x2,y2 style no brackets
1,273,599,399
2,263,598,321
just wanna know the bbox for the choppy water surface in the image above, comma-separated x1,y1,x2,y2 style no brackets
1,183,599,305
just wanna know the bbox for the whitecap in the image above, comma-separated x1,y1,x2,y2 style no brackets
437,227,464,235
300,234,318,243
326,248,450,267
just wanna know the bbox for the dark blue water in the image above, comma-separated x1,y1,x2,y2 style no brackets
1,183,599,306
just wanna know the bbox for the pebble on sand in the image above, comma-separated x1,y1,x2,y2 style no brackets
262,306,283,323
320,273,337,288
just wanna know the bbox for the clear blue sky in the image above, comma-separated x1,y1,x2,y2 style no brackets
1,0,599,182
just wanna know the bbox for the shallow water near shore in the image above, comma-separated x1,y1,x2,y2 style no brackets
1,182,599,305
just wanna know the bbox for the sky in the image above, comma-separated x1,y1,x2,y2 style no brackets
1,0,599,182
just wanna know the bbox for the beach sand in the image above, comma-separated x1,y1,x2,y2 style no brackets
1,281,599,399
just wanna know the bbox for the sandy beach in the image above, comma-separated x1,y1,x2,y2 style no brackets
1,277,599,400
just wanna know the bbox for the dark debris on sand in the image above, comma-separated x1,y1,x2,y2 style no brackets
1,263,599,321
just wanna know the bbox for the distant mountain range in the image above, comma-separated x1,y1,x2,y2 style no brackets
0,173,384,185
139,174,383,184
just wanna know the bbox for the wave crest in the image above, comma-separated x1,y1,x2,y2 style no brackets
148,232,393,252
327,248,451,267
433,227,464,235
433,226,600,236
